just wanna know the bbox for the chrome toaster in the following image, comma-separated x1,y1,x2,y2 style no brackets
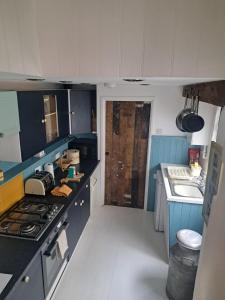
25,171,54,196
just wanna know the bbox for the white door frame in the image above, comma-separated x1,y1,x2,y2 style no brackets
99,96,154,211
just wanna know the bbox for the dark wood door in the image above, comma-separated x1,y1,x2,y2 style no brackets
105,101,151,209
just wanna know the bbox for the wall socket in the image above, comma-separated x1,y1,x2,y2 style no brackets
55,152,61,160
35,165,42,172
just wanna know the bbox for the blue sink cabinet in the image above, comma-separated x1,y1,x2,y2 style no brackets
165,200,204,255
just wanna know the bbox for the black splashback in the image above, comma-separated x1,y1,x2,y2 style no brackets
68,136,98,160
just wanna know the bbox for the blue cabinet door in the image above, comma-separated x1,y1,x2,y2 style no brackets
0,92,20,136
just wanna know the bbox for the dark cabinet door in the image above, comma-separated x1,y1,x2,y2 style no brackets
67,180,90,257
56,90,69,138
17,91,46,161
7,254,44,300
80,180,90,231
18,90,69,161
67,198,83,257
70,90,96,134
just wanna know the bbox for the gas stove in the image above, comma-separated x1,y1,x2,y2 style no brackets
0,200,64,240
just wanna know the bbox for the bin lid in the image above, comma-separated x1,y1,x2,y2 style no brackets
177,229,202,250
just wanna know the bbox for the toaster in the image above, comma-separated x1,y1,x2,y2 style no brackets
25,171,54,196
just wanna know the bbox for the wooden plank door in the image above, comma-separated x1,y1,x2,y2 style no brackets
105,101,151,209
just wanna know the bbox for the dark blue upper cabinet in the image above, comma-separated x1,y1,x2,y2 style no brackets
56,90,69,138
70,89,96,135
18,90,69,161
18,91,46,161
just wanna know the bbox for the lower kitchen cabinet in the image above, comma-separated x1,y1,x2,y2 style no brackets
67,180,90,257
7,254,44,300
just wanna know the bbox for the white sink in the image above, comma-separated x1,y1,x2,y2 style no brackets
174,184,202,198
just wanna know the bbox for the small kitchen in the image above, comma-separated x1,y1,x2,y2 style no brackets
1,0,225,299
0,79,223,300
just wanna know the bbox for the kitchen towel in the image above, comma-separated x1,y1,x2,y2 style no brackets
51,184,72,197
57,229,68,259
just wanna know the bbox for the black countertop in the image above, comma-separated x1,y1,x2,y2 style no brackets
0,160,99,300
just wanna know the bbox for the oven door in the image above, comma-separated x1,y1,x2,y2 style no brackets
42,222,69,298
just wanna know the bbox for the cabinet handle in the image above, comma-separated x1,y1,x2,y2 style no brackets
23,276,30,283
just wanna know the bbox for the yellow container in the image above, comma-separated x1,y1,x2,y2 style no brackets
0,174,24,214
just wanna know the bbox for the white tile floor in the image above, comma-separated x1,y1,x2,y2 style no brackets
53,206,169,300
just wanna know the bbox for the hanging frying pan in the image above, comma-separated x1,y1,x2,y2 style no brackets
176,96,204,133
182,96,204,132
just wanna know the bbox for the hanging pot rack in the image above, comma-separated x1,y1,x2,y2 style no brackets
182,80,225,107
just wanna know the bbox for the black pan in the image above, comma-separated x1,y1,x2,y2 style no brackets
182,113,204,132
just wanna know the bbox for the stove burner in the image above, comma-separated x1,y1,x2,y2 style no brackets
20,203,32,211
0,221,10,230
36,204,47,213
21,223,36,234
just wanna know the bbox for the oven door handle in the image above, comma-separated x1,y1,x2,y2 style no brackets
44,221,69,257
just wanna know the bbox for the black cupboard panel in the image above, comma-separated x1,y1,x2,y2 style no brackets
70,90,96,134
6,254,45,300
17,91,46,161
67,180,90,257
56,90,70,138
18,90,69,161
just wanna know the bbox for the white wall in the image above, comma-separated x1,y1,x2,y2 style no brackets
0,133,22,162
97,84,185,140
193,109,225,300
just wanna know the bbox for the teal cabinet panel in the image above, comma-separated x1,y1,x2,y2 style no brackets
168,201,204,249
0,92,20,136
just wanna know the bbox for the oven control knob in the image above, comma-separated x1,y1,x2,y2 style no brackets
47,214,52,220
53,205,58,211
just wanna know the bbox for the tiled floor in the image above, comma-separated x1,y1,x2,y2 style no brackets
53,206,169,300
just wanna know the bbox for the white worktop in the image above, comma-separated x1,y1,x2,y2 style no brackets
160,163,204,205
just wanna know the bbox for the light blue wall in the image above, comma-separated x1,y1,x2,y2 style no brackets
147,135,189,211
0,161,18,172
168,201,204,248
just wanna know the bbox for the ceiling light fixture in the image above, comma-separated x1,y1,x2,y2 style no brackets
123,78,144,83
26,78,45,82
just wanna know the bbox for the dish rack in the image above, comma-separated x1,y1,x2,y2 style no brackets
167,166,193,180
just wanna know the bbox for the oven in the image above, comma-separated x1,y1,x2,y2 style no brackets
42,214,69,300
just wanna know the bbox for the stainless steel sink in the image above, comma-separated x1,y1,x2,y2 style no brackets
169,180,203,198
